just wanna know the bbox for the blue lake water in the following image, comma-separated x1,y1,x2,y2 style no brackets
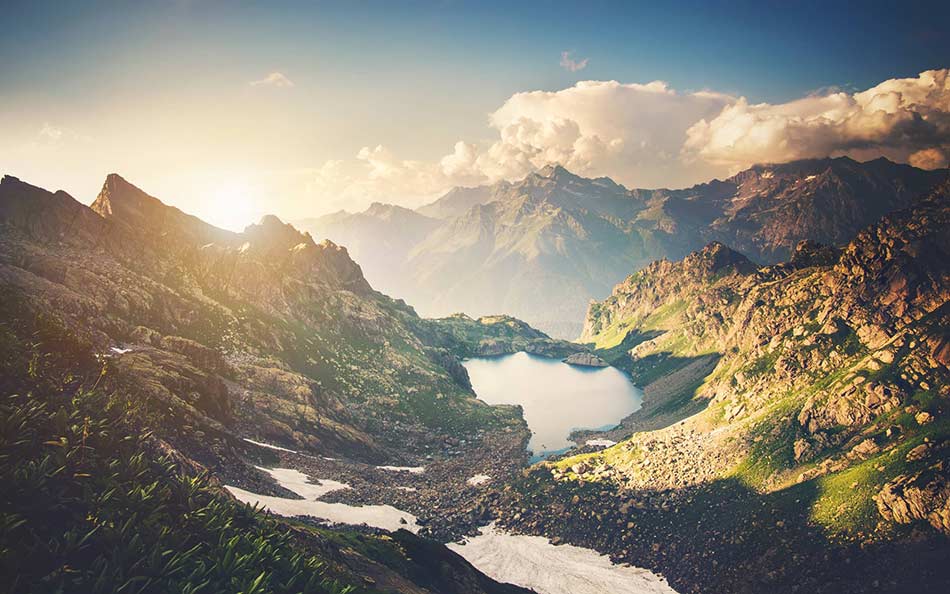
463,352,643,461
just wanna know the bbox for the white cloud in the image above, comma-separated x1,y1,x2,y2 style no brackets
683,69,950,172
249,71,295,88
560,51,589,73
302,68,950,214
468,80,734,187
29,122,91,149
38,123,64,143
305,146,451,212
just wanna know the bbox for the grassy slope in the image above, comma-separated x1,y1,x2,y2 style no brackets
0,295,531,594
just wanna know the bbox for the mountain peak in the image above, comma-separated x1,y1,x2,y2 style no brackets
91,173,161,219
686,241,757,276
257,213,286,227
244,214,313,251
90,174,235,245
537,163,573,179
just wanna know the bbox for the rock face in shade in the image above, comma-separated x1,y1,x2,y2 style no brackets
563,352,609,367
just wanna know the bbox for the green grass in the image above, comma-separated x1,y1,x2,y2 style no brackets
726,390,807,488
640,299,688,331
0,388,358,594
811,416,950,536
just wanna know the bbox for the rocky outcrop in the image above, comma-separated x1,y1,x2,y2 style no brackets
876,462,950,534
562,352,608,367
420,313,587,360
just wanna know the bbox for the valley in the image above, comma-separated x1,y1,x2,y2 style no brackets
5,7,949,594
2,168,948,594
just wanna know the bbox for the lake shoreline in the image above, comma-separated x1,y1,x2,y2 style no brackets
463,351,644,460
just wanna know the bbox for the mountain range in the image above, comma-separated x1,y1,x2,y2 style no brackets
300,158,946,338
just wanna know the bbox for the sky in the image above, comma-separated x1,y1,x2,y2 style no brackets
1,0,949,230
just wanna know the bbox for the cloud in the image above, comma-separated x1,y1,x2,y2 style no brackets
470,80,734,187
38,123,63,143
305,146,452,212
560,51,589,72
302,68,950,214
28,122,91,149
909,147,948,170
249,71,295,88
683,69,950,172
301,80,733,212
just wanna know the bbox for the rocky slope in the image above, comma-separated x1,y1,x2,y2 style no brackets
664,156,946,263
302,159,945,339
0,303,532,594
491,180,950,593
0,173,551,592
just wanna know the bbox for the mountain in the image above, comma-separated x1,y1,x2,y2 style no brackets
0,172,592,471
0,173,576,593
661,156,947,263
405,165,679,339
295,158,946,339
296,202,441,299
416,184,509,219
494,180,950,593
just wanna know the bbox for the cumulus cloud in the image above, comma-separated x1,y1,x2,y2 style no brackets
683,69,950,172
560,51,589,72
249,71,295,88
304,79,734,211
303,68,949,213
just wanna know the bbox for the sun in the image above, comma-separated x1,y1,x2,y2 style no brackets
205,181,258,232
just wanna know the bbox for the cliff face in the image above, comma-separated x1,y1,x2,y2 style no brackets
670,156,946,263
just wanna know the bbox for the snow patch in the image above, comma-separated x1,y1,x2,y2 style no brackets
761,171,774,179
244,438,298,454
109,346,132,355
467,474,491,486
377,465,425,474
226,467,419,533
449,524,677,594
586,439,617,448
804,174,817,181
